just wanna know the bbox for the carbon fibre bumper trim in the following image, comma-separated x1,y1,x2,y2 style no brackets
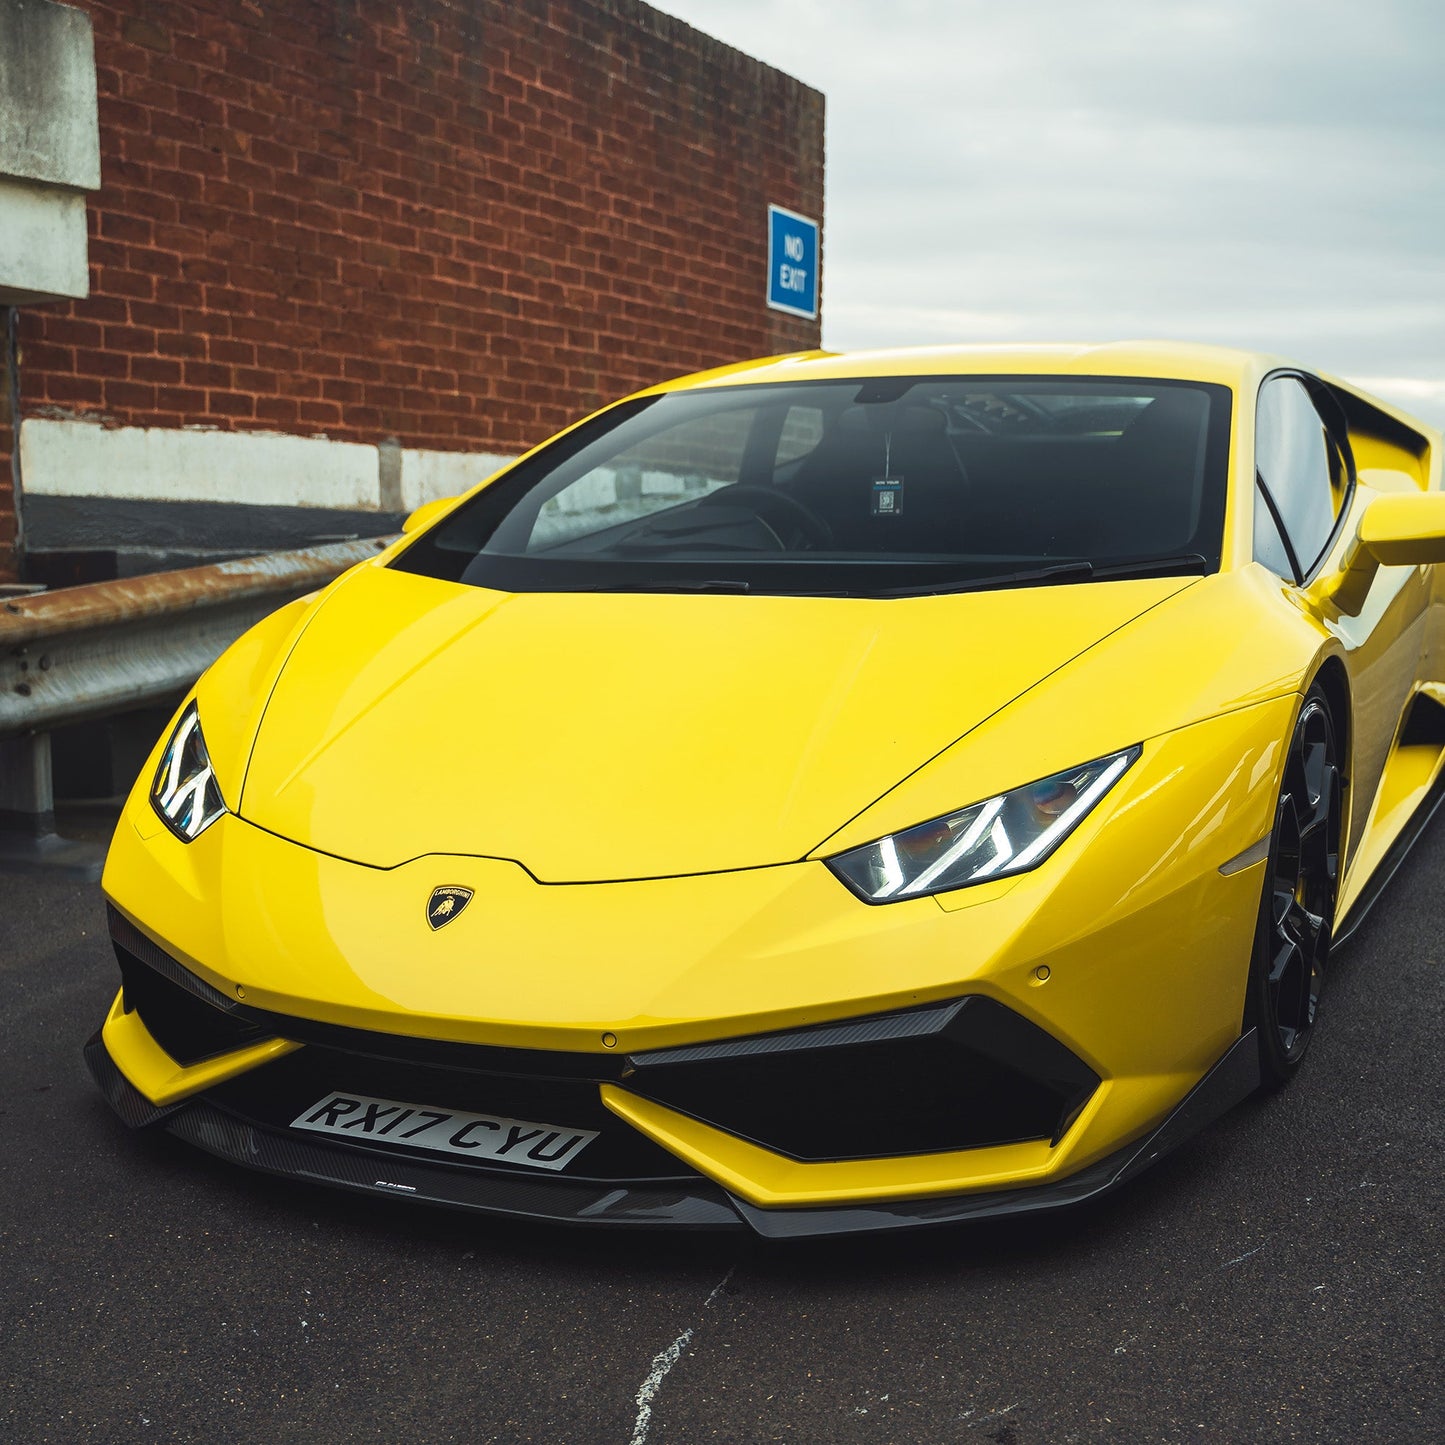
629,1000,964,1066
82,1031,185,1128
730,1028,1263,1237
108,907,243,1015
84,1035,741,1229
166,1107,744,1228
84,1022,1262,1237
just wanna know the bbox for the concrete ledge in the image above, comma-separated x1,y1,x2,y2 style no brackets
400,446,513,511
22,418,383,508
0,0,100,191
20,417,516,514
0,0,99,303
0,175,89,302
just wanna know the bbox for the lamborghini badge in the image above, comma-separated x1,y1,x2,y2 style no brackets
427,885,474,930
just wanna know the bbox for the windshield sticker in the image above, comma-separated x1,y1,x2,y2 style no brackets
872,475,904,516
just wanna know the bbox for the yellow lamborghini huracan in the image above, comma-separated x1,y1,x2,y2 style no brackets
87,343,1445,1235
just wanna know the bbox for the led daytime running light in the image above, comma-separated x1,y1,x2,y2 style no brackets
828,746,1141,903
151,703,227,841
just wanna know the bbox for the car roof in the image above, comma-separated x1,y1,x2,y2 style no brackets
646,342,1439,456
652,340,1271,393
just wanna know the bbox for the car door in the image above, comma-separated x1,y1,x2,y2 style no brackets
1252,372,1433,867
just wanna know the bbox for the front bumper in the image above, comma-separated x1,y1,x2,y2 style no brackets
88,905,1262,1236
84,1012,1262,1238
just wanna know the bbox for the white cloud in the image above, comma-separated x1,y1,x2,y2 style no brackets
657,0,1445,426
1350,377,1445,423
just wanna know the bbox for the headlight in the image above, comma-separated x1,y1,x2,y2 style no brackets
827,745,1141,902
151,702,227,841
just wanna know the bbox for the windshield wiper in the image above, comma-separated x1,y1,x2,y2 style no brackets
565,553,1208,599
1088,552,1208,580
861,553,1208,598
859,562,1097,598
573,578,752,593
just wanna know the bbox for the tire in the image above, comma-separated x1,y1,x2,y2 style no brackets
1247,684,1343,1088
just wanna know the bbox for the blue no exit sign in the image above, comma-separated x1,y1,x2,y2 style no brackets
767,204,819,319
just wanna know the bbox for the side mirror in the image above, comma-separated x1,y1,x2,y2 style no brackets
1317,492,1445,616
401,497,455,535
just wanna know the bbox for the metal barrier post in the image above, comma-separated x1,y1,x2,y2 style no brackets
0,730,103,878
0,730,53,834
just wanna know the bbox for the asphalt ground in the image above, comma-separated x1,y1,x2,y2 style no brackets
2,809,1441,1444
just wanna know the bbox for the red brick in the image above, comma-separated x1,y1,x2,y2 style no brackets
9,0,822,471
208,391,256,418
131,356,185,385
23,340,77,374
100,211,155,245
254,395,301,427
33,373,105,408
103,323,160,355
125,298,184,333
184,360,232,389
103,380,159,411
153,385,208,414
298,400,342,427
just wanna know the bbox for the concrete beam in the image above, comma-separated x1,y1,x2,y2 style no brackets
0,175,89,302
0,0,99,303
0,0,100,190
20,419,382,509
20,416,516,513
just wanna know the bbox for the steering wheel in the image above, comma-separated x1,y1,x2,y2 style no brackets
700,484,835,550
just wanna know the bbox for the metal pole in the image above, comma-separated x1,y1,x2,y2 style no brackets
0,729,99,877
0,731,54,838
4,306,23,578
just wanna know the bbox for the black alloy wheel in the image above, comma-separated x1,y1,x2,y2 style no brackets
1249,685,1343,1086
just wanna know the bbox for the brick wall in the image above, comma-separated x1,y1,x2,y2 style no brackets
0,0,824,581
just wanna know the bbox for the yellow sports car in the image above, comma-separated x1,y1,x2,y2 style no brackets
87,343,1445,1235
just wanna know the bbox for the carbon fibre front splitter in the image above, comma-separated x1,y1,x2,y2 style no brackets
82,1032,740,1229
84,1028,1261,1238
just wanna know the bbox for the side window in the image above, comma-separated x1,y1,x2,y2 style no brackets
1253,488,1294,579
775,405,825,468
1254,376,1343,580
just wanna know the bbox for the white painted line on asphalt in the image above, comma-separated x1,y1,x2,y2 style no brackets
629,1327,694,1445
627,1261,737,1445
703,1265,735,1310
1220,1243,1266,1269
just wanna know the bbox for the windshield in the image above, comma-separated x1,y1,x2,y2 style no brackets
392,375,1233,597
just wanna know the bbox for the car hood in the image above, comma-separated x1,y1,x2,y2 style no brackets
236,564,1192,879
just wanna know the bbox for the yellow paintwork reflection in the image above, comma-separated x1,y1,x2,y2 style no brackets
235,568,1193,877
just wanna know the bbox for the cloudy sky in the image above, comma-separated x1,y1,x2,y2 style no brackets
657,0,1445,426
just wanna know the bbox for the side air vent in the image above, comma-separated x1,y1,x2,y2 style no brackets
624,997,1099,1162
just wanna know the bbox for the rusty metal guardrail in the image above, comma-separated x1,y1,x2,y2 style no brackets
0,536,393,878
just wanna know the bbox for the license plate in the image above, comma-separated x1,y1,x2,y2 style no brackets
291,1091,598,1172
